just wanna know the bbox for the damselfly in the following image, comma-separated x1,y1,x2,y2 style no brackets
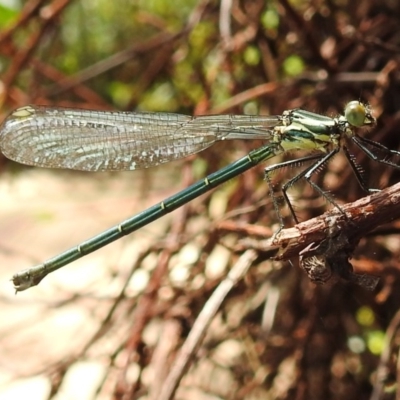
1,101,398,291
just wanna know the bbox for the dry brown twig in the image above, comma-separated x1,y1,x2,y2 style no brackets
239,181,400,289
158,249,258,400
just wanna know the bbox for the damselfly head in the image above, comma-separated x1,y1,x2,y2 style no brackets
344,100,375,128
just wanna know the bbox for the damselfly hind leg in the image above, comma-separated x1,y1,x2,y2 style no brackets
264,151,346,240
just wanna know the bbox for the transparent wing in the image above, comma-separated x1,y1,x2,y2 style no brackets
0,105,280,171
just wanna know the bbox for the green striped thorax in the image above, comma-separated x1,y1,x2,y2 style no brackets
274,101,376,153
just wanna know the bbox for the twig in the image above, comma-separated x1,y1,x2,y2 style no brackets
243,182,400,257
370,308,400,400
158,249,258,400
241,182,400,287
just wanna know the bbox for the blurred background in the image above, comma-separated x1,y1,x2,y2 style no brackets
0,0,400,399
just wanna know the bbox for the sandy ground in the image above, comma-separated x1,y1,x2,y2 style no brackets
0,164,182,400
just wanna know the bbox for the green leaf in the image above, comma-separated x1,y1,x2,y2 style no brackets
282,55,305,77
0,4,19,28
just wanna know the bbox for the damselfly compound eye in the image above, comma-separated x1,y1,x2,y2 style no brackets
344,101,367,128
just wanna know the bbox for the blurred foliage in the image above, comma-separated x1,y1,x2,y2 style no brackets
0,4,18,28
